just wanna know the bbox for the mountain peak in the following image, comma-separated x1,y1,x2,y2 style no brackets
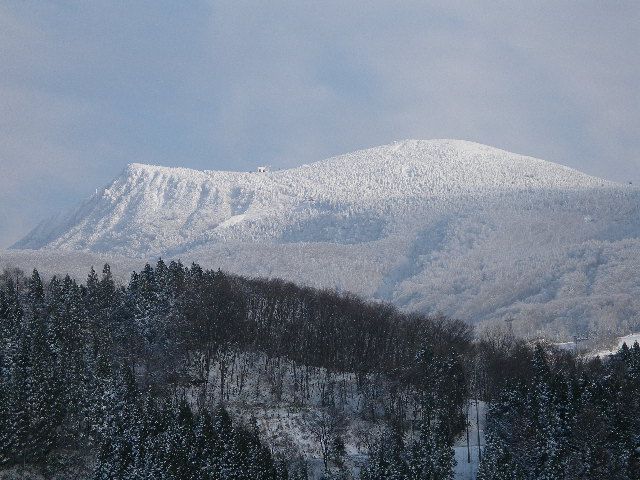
14,141,618,255
9,140,640,338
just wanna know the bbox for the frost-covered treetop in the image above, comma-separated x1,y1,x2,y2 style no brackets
123,138,612,203
14,139,620,256
7,140,640,338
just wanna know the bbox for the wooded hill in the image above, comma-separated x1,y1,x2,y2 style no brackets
0,261,638,479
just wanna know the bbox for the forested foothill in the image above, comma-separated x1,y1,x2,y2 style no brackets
0,261,638,479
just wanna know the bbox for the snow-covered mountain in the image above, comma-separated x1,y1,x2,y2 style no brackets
8,139,640,339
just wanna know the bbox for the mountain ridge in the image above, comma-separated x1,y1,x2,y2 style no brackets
13,139,618,254
8,139,640,339
120,139,612,181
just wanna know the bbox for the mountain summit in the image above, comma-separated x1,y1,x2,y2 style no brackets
14,139,611,254
10,140,640,337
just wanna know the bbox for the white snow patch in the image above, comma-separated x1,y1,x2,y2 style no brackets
593,332,640,358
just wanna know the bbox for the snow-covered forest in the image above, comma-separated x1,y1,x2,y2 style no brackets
1,261,638,479
7,140,640,344
2,0,637,477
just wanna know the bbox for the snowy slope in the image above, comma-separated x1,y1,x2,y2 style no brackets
8,139,640,339
592,332,640,358
13,139,612,253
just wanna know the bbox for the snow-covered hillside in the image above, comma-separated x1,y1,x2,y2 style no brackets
7,139,640,339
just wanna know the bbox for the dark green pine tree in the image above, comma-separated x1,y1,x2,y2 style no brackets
6,270,64,466
477,390,526,480
360,423,408,480
98,264,117,310
0,274,24,466
407,413,455,480
629,342,640,478
162,399,196,480
191,409,217,479
128,394,164,479
167,260,187,299
93,365,138,480
565,364,630,480
611,343,640,479
528,345,569,480
239,418,286,480
46,275,88,448
85,267,100,309
221,412,251,479
211,404,234,477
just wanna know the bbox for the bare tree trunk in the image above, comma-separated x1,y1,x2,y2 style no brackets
475,397,482,462
465,401,471,463
219,355,227,403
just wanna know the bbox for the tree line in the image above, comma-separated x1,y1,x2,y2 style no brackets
0,261,470,478
478,342,640,480
1,261,639,479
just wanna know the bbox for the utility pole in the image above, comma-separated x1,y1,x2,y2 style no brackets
473,359,482,463
465,401,471,463
505,317,514,335
475,396,482,462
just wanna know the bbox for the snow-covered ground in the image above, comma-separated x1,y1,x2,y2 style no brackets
592,332,640,358
5,139,640,339
454,400,485,480
176,351,486,480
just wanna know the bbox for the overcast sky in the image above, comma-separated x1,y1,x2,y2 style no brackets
1,1,638,248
